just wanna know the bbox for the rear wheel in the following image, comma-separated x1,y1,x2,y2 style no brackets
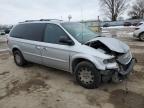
74,61,101,89
13,50,27,66
139,33,144,41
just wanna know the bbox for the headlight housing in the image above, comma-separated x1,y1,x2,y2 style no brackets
103,58,116,64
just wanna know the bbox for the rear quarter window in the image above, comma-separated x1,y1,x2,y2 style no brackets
10,23,46,41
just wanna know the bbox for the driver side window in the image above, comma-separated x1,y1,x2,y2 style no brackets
44,23,68,44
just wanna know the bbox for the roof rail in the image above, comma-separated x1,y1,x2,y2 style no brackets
25,20,39,22
19,20,39,23
19,19,63,23
40,19,63,21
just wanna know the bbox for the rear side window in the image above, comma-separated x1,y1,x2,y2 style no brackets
10,23,46,41
44,24,68,44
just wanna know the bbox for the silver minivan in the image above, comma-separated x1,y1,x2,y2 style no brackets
8,19,135,89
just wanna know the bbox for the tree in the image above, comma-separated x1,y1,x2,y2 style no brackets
128,0,144,19
100,0,128,21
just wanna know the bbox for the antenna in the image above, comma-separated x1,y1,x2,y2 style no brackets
81,7,84,44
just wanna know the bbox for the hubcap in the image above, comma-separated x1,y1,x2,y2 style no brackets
78,67,94,84
15,54,21,64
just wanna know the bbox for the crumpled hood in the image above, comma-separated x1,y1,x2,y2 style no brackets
86,37,129,53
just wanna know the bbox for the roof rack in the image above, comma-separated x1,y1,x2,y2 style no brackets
24,20,39,22
39,19,63,21
19,19,63,23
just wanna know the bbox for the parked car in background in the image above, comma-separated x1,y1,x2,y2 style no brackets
136,22,144,27
133,22,144,41
132,22,139,26
124,22,132,26
0,32,5,35
103,23,109,27
8,19,135,89
4,29,10,34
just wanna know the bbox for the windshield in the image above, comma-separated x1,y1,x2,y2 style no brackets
61,22,99,43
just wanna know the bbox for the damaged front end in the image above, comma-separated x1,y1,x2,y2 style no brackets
85,37,135,83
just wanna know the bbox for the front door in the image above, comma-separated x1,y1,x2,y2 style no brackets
41,23,72,71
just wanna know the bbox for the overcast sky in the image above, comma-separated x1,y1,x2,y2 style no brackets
0,0,134,25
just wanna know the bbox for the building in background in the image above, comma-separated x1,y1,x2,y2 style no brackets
80,20,102,32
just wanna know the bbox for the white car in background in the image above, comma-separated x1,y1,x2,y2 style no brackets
133,21,144,41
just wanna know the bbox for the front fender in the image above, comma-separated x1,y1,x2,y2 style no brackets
71,54,106,72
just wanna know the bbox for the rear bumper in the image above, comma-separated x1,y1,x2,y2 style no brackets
118,58,135,75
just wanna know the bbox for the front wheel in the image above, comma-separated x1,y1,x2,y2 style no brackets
139,33,144,41
74,61,101,89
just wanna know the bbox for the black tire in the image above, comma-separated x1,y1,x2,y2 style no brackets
13,50,26,66
139,33,144,41
74,61,101,89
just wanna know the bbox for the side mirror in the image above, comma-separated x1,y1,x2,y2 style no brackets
59,36,74,46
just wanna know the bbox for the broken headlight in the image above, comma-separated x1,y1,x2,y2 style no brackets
103,58,116,64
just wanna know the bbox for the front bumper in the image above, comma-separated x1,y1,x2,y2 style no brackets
118,58,135,75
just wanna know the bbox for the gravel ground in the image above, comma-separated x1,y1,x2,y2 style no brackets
0,32,144,108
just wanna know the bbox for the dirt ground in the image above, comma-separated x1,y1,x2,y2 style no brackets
0,42,8,49
0,35,144,108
